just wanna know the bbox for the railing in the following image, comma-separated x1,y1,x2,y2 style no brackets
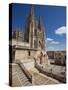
35,62,66,83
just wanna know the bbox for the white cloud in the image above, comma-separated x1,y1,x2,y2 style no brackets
51,41,59,44
55,26,66,35
48,47,54,49
46,37,59,45
46,38,53,41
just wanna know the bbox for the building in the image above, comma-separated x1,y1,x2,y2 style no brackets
54,51,66,66
10,5,48,67
24,6,45,50
47,51,54,59
47,51,66,66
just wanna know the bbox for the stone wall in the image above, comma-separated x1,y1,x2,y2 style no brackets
14,48,49,67
15,49,37,61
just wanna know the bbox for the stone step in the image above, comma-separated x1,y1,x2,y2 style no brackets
21,80,31,86
24,81,32,86
12,64,32,86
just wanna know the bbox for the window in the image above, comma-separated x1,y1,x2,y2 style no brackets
28,51,30,56
39,41,41,47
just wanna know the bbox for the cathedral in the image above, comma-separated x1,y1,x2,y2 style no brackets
24,6,45,50
11,5,48,67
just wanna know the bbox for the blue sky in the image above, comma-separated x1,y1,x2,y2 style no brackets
12,3,66,51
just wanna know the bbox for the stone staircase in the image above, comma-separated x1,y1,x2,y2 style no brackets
12,63,32,86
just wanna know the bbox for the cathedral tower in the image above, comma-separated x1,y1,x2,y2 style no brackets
24,5,45,50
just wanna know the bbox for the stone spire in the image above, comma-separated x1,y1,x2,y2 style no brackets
38,16,42,30
30,5,34,20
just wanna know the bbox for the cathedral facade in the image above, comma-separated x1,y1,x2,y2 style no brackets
24,6,45,50
11,5,48,66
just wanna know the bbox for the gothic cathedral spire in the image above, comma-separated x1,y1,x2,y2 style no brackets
30,5,34,19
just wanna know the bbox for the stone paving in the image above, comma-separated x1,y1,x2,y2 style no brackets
29,68,60,85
